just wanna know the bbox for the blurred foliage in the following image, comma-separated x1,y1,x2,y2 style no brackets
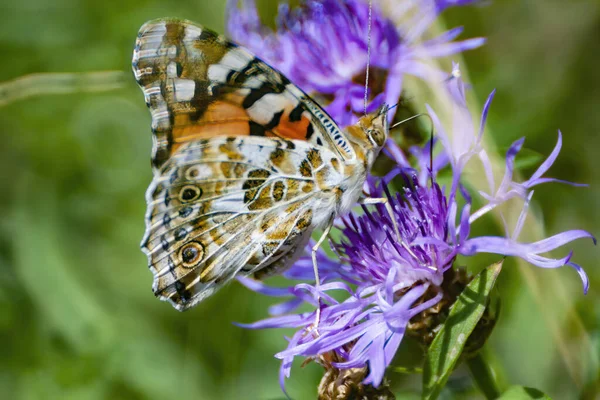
0,0,599,399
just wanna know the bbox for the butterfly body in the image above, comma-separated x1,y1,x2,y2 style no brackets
133,18,388,310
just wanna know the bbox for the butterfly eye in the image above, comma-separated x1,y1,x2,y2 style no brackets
367,128,386,147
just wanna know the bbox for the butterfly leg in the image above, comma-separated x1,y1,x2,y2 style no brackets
360,197,420,260
311,217,334,331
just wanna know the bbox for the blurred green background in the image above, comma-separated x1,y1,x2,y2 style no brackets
0,0,598,399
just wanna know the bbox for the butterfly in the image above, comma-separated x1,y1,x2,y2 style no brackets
132,18,391,311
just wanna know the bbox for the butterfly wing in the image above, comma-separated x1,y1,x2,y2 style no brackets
132,18,356,170
142,136,341,310
133,19,350,310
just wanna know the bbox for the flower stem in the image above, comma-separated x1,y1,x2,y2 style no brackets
467,351,502,399
0,71,127,107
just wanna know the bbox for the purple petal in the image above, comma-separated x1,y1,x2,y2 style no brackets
527,132,562,184
383,330,404,366
346,320,386,362
236,312,313,330
384,139,410,168
411,236,453,250
525,177,588,188
293,281,353,305
567,261,590,294
422,26,464,45
461,230,595,275
409,289,444,317
512,191,534,240
478,89,495,142
399,60,449,81
499,137,525,193
332,356,367,370
383,284,428,330
520,132,588,188
385,266,397,304
279,331,303,396
523,230,596,253
447,201,458,243
236,276,291,297
364,334,386,386
435,0,483,13
269,298,305,316
417,37,486,58
277,318,379,358
478,149,495,194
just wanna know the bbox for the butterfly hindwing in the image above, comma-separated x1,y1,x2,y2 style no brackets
132,18,356,170
141,136,344,310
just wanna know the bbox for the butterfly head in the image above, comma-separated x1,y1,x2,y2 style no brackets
346,104,389,166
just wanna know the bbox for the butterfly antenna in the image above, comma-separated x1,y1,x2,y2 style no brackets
390,112,436,180
390,113,432,130
364,0,373,116
429,120,434,181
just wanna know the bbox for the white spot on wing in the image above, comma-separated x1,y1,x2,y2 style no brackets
244,76,264,89
207,65,230,83
184,24,203,40
247,93,287,125
173,79,196,102
219,47,252,70
207,48,252,84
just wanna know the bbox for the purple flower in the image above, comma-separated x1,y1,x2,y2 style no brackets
435,0,483,13
238,68,595,391
227,0,485,126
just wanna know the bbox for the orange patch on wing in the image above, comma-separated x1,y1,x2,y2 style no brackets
173,120,249,142
171,101,252,150
201,101,249,124
272,112,311,141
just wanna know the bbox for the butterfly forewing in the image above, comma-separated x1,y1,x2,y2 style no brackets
133,18,356,170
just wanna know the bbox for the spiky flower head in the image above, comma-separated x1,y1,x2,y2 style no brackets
239,69,594,392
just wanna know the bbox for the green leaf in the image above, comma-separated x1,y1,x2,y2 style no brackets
498,385,552,399
422,261,503,400
467,351,502,399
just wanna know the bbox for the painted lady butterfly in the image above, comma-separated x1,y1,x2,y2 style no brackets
133,18,390,311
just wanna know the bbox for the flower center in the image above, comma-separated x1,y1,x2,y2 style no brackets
352,67,389,101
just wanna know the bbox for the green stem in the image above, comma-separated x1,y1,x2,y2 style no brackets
467,352,502,399
0,71,127,107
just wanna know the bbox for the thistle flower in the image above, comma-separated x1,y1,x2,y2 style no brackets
227,0,485,126
238,70,595,392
